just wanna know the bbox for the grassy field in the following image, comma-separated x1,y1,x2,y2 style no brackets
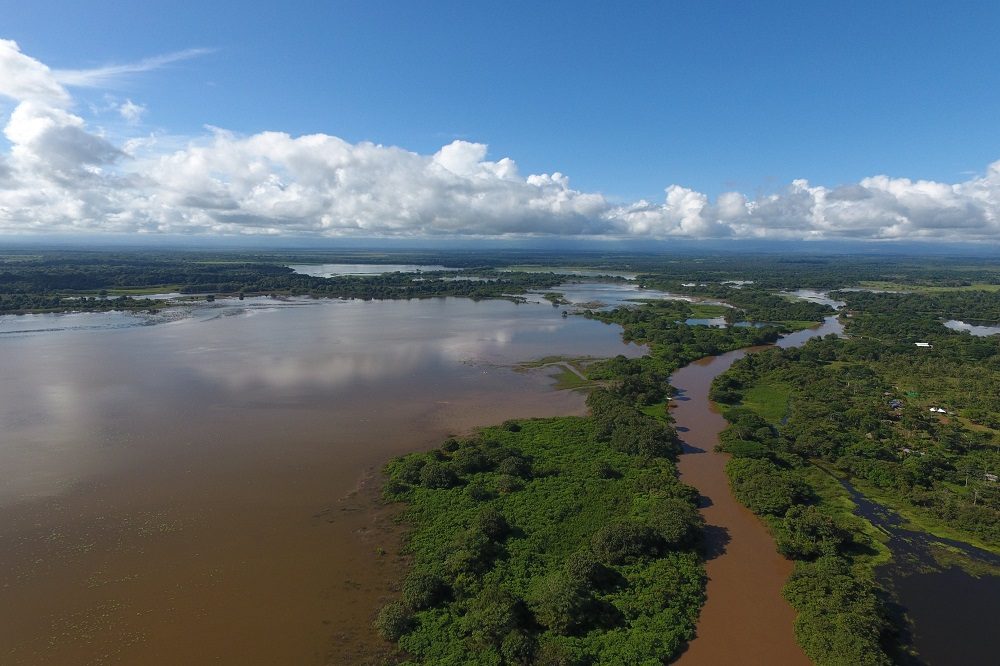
740,379,793,424
102,285,183,295
687,303,729,318
802,463,893,568
857,280,1000,293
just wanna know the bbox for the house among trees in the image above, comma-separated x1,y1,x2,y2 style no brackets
914,342,932,348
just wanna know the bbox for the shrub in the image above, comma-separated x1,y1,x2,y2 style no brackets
593,460,618,478
382,478,409,500
590,522,660,564
535,639,586,666
564,548,615,589
532,573,594,635
396,456,426,484
474,506,511,541
462,586,528,647
402,571,448,610
647,496,703,548
726,457,808,515
500,629,536,664
374,601,413,641
496,474,523,494
419,461,458,489
774,505,848,560
497,455,532,478
445,530,500,579
466,481,495,501
452,447,492,474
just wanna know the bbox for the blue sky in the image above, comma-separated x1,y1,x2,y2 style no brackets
1,1,999,241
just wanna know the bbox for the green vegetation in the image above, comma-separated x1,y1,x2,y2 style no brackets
379,413,705,664
685,303,728,319
709,286,1000,664
376,289,835,663
739,379,793,424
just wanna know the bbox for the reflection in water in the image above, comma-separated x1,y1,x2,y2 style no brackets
0,296,644,665
943,319,1000,336
525,281,696,310
827,472,1000,665
779,289,846,310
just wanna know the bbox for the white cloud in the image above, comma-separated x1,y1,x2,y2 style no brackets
0,40,998,242
118,99,145,124
52,48,213,88
0,39,70,107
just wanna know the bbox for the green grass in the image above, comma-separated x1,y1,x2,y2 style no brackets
516,355,599,369
687,303,728,318
740,379,793,424
103,285,182,295
857,280,1000,293
639,401,670,421
549,365,593,391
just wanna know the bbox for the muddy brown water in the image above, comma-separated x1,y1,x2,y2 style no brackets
0,296,645,665
671,318,843,665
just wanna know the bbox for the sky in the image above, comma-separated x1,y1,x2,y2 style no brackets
1,0,999,242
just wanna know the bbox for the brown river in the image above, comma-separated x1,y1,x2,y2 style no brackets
0,295,644,665
671,318,843,665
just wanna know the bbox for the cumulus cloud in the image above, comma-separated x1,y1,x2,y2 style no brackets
0,39,998,241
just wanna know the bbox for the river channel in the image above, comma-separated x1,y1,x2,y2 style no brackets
670,317,843,665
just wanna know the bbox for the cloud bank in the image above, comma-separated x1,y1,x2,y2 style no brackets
1,39,998,241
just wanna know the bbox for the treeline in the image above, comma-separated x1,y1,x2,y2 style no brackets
0,251,572,313
0,293,160,314
588,300,783,366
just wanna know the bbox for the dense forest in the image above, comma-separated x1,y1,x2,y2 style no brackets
709,289,1000,665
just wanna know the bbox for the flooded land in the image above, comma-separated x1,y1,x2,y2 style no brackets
0,294,645,665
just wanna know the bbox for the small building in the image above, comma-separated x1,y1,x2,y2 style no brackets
928,407,947,414
985,473,998,483
915,342,932,348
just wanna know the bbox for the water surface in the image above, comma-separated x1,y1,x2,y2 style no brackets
943,319,1000,336
0,297,643,665
287,263,457,277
